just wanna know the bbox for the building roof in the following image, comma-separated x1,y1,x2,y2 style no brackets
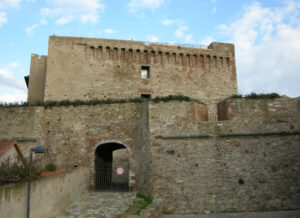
0,140,16,156
0,140,27,165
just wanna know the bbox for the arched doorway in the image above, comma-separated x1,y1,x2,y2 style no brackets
94,142,129,191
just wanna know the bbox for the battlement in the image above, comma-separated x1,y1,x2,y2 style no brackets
31,54,47,61
49,36,235,71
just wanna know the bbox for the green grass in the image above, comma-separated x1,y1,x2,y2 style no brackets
117,192,153,217
135,192,152,215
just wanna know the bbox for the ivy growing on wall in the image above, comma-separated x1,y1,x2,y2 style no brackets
0,95,205,109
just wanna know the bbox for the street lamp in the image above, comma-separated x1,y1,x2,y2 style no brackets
26,145,45,218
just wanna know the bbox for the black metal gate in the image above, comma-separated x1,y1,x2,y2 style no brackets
94,156,129,192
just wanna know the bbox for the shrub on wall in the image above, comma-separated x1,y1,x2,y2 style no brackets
231,92,280,99
238,178,245,185
45,163,56,172
0,158,41,185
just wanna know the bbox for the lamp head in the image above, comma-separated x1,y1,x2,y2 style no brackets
32,145,45,153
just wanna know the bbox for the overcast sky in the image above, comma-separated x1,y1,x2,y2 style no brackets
0,0,299,102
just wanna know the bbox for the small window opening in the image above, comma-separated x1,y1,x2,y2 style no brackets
141,94,151,99
141,66,150,79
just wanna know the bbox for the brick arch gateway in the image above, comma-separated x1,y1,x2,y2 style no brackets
94,142,130,191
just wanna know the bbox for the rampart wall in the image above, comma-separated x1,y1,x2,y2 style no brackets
150,97,300,213
40,36,237,103
0,101,207,196
0,103,146,192
0,97,299,214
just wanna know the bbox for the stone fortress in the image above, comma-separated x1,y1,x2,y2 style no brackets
1,36,299,215
26,36,237,104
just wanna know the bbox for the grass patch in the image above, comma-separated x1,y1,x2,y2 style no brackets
0,95,205,109
135,193,152,215
117,193,152,217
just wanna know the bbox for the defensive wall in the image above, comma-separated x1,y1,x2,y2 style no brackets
0,102,151,194
150,97,300,213
27,36,237,104
0,97,299,214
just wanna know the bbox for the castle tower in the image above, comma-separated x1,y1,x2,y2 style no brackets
26,36,237,103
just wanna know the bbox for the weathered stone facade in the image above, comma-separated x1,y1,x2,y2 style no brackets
1,36,299,214
0,97,299,213
150,97,300,213
27,36,237,104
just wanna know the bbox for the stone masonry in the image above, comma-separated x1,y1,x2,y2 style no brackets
1,97,299,214
1,36,299,215
27,36,237,104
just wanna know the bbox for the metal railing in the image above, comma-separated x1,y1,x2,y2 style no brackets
131,39,208,49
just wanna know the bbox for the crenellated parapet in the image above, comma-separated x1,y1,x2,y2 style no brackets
73,39,234,73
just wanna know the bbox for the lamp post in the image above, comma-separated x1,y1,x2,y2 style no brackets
26,145,45,218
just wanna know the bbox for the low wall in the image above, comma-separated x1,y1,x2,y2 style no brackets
0,167,89,218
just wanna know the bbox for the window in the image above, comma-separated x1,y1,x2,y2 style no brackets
141,94,151,99
141,66,150,79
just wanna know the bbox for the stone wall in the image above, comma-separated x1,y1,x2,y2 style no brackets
210,96,300,133
0,97,299,214
0,107,44,162
214,135,299,212
0,168,89,218
0,100,206,194
0,103,141,189
150,97,300,214
151,135,299,214
39,36,237,103
134,102,152,195
149,101,215,213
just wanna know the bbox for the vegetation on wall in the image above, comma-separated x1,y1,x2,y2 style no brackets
119,192,153,217
238,178,245,185
231,92,280,99
135,192,153,215
0,95,205,108
45,163,56,172
0,158,41,185
0,93,282,109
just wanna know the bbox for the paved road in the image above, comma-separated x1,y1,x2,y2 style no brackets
53,191,300,218
162,210,300,218
53,191,136,218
